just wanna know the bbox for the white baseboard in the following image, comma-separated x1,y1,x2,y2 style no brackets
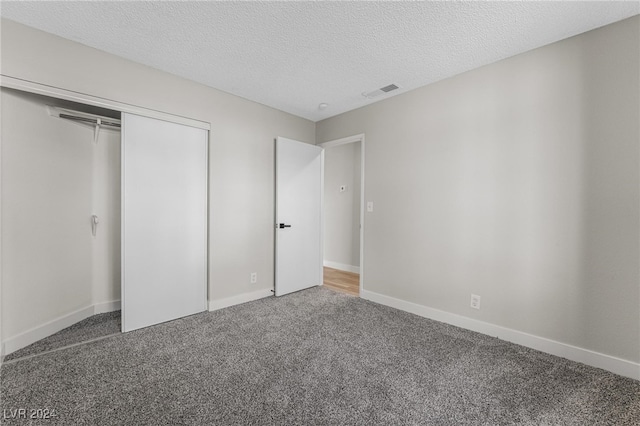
94,300,121,314
209,288,273,311
3,305,94,356
2,300,121,357
361,290,640,381
323,261,360,274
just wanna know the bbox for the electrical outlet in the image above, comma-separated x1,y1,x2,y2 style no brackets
250,272,257,284
470,294,481,310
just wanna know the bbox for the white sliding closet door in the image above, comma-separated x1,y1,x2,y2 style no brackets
121,113,208,332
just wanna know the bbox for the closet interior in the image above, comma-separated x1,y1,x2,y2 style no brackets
1,86,209,360
2,87,122,358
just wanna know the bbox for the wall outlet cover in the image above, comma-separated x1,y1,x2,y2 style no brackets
470,294,481,309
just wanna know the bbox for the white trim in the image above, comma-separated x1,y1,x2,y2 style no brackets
359,136,365,296
361,290,640,381
204,130,210,311
1,300,121,356
320,149,325,291
318,133,365,149
208,288,273,311
0,75,210,130
4,306,94,356
323,261,360,274
120,114,127,331
318,133,366,295
94,300,121,314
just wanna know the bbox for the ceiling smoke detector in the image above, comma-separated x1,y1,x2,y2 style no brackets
362,84,400,99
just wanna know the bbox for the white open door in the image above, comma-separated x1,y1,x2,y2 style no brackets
121,113,208,332
275,137,323,296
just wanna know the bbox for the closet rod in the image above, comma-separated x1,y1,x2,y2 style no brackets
59,113,121,128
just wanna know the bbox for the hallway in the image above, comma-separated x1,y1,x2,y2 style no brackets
323,267,359,296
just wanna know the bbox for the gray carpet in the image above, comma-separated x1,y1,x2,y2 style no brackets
4,311,121,362
1,287,638,425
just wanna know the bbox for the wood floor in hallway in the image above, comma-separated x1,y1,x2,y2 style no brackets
323,267,359,296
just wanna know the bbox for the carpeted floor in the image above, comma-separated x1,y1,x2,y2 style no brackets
4,311,121,362
1,287,638,425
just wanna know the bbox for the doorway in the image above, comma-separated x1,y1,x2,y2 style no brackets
319,134,365,296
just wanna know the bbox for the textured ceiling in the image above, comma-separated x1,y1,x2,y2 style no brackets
1,1,638,122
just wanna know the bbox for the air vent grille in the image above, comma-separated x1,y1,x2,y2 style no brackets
380,84,399,93
363,83,401,99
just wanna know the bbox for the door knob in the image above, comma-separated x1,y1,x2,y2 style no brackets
278,223,292,229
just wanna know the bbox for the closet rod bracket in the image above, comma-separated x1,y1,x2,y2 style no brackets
94,119,101,144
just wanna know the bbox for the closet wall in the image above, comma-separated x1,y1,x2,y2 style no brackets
91,114,121,307
1,88,120,341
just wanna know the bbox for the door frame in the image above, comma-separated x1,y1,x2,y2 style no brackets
318,133,365,295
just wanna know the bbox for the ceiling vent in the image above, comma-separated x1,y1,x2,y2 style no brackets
363,84,400,99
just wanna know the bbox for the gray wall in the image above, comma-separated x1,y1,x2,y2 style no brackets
317,17,639,363
0,19,315,341
323,142,361,270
